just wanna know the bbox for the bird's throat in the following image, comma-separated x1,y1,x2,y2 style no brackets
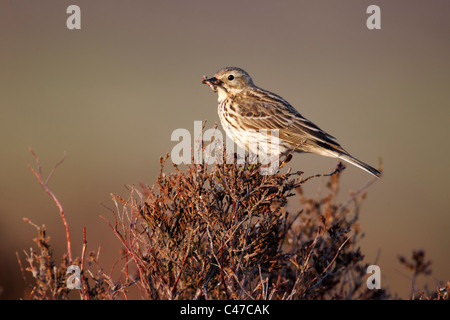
216,86,229,103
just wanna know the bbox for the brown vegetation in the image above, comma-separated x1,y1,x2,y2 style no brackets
16,141,448,300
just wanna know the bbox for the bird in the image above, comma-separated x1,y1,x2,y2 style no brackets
202,66,382,178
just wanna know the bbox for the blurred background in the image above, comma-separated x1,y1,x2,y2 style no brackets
1,0,449,299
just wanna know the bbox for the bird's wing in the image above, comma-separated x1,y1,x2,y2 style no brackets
233,92,342,151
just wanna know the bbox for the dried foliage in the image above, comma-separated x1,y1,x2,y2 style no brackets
17,218,117,300
17,142,449,300
398,249,450,300
99,152,382,300
16,219,71,299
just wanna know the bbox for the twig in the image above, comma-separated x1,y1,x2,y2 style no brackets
27,147,72,262
300,162,345,185
311,234,352,286
99,214,153,298
338,176,377,214
44,152,67,186
80,226,89,300
170,230,195,298
15,252,28,284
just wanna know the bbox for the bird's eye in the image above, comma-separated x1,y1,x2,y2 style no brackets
228,75,235,81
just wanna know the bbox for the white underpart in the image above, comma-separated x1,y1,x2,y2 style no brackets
216,86,229,102
217,93,287,161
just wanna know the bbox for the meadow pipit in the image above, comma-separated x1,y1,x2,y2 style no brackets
202,67,382,178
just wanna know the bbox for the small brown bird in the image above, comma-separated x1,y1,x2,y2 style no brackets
202,67,382,178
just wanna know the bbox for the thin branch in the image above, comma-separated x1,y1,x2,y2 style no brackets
27,147,72,262
338,176,377,214
311,234,352,286
15,252,28,284
80,226,89,300
300,162,346,185
44,151,67,186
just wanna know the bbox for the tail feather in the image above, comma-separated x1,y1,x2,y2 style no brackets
338,153,382,178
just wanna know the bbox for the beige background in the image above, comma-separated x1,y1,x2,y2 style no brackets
1,0,449,299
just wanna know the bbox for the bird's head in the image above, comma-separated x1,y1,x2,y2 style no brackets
202,67,254,100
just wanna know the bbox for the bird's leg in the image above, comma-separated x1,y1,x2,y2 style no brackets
258,154,281,175
279,154,293,168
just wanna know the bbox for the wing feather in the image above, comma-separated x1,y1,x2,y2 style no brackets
232,90,342,152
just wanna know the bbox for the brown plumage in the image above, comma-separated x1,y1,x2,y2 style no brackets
202,67,382,178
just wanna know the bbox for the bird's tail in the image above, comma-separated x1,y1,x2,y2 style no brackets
338,153,382,178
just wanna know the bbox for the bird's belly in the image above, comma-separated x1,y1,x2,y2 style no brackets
218,100,289,157
220,121,288,157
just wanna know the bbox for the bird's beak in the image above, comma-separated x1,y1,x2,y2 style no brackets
202,76,221,85
202,75,221,93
